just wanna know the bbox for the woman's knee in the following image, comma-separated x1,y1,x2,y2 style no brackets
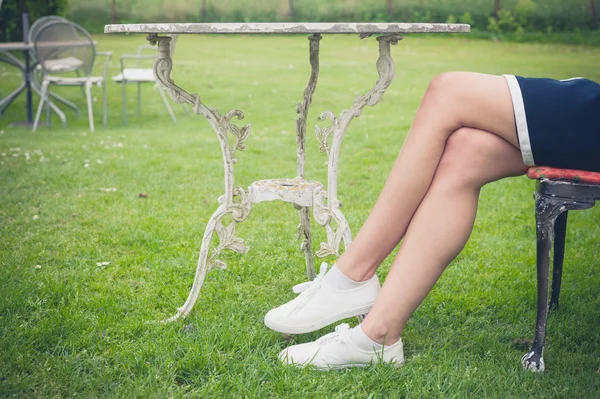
424,72,473,104
434,128,481,182
417,72,481,130
434,128,527,188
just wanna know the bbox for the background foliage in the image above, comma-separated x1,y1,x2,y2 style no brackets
0,0,69,41
2,0,599,44
66,0,599,33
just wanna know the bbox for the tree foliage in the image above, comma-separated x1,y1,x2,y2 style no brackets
0,0,69,42
31,0,600,36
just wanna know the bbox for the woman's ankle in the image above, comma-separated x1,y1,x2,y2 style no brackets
336,260,377,282
360,321,402,346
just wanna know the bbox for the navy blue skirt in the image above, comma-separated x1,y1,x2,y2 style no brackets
504,75,600,172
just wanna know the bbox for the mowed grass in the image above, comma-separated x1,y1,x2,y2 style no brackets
1,34,600,397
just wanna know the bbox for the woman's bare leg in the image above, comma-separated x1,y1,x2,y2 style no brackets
360,127,528,344
336,72,520,281
274,73,530,367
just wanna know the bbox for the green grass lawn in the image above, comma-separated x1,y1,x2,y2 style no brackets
1,34,599,397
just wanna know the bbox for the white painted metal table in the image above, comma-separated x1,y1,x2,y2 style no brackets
104,22,470,322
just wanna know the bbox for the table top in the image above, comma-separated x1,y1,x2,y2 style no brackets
104,22,470,35
0,42,32,51
0,41,97,53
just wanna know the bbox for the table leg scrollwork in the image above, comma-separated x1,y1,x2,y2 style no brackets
313,34,401,259
313,189,352,257
149,35,253,322
162,191,251,323
147,33,399,322
209,187,252,271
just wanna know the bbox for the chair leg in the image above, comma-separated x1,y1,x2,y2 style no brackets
77,70,86,98
121,81,127,126
103,80,108,128
550,211,568,310
48,91,80,118
45,89,51,130
157,85,177,124
0,82,26,115
137,82,141,117
48,98,68,128
522,192,560,372
31,80,70,124
85,82,95,133
33,81,48,132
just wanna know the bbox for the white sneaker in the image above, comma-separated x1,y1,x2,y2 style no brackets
279,323,404,370
264,263,380,334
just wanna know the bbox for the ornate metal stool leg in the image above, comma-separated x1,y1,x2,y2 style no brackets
148,34,253,322
522,184,593,372
550,211,568,310
521,191,555,372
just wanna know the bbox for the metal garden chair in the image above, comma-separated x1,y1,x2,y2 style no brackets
112,34,188,125
28,15,80,125
31,20,111,132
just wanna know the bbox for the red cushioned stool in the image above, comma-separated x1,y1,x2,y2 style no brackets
522,166,600,372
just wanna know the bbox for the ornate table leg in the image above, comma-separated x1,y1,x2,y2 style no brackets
295,34,322,281
313,34,402,258
148,35,253,322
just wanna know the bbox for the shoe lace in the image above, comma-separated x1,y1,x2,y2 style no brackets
288,262,328,315
316,323,352,346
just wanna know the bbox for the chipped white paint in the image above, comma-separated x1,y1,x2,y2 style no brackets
312,35,401,258
296,34,321,179
521,351,545,372
105,22,470,35
250,178,324,207
294,34,322,280
150,36,253,322
525,182,598,372
132,27,451,322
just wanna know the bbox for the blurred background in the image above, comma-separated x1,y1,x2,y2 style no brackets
2,0,600,45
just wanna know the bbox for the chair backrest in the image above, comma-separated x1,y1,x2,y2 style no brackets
28,15,69,43
33,20,95,77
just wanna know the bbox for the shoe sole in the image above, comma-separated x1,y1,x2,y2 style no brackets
315,361,402,371
285,360,403,371
264,304,374,334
